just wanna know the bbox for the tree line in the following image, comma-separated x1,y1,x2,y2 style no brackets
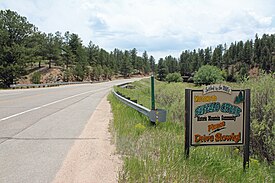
157,34,275,81
1,9,274,88
0,10,154,88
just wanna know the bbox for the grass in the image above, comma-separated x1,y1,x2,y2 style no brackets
109,78,274,182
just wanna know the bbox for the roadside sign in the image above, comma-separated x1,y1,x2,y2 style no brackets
184,85,250,169
190,85,245,146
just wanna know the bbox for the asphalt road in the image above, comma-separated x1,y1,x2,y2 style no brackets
0,78,139,183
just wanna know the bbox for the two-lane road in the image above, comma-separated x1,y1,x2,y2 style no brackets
0,78,139,183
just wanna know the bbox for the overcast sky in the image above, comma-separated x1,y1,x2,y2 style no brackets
1,0,275,60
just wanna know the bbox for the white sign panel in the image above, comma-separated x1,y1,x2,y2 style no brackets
190,85,245,146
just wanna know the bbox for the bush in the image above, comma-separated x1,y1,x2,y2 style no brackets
193,65,224,85
31,72,41,84
165,72,183,83
73,64,85,81
243,74,275,164
63,68,74,82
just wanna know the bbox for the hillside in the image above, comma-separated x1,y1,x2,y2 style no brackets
17,66,63,84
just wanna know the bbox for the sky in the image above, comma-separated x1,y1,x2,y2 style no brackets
1,0,275,60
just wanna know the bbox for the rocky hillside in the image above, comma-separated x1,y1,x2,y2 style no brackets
17,67,64,84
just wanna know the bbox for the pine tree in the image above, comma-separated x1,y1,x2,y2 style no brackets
211,45,223,68
0,10,36,87
120,51,133,77
130,48,137,68
149,55,156,74
243,40,253,65
254,34,261,66
204,47,212,65
157,58,168,81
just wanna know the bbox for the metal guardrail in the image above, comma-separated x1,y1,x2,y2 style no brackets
112,89,150,116
10,81,93,89
112,88,167,122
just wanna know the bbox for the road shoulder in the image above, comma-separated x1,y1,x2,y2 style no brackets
52,94,121,183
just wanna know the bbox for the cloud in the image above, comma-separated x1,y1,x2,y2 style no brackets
0,0,274,60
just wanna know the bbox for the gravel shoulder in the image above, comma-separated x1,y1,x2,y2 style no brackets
52,94,121,183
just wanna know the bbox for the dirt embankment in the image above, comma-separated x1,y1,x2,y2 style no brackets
18,67,63,84
18,66,147,84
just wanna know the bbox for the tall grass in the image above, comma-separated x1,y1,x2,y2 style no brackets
109,76,274,182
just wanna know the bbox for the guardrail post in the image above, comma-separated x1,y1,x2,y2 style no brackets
151,75,156,125
151,75,155,110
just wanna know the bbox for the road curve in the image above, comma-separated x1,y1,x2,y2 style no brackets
0,78,140,183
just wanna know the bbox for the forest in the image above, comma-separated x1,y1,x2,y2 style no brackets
0,10,153,88
0,9,275,88
158,34,275,82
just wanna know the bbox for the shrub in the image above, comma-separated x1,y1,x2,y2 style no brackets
63,68,74,82
165,72,183,83
193,65,224,85
243,74,275,163
73,64,85,81
31,72,41,84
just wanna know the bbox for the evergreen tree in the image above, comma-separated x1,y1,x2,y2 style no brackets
236,41,244,62
0,10,36,87
164,55,176,73
25,31,47,68
254,34,261,65
198,48,204,67
211,45,223,68
190,50,199,71
130,48,137,68
179,51,191,75
157,58,168,81
120,51,132,77
261,46,271,72
149,55,155,74
243,40,253,65
204,47,212,65
62,31,74,69
87,41,99,67
142,51,150,74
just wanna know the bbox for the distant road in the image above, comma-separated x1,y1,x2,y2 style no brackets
0,78,140,183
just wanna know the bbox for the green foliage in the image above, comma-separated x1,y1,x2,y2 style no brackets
73,63,86,81
134,123,146,135
120,54,133,78
165,72,183,83
242,74,275,163
93,65,103,81
0,10,156,87
157,58,168,81
31,72,41,84
193,65,224,85
175,34,275,79
0,10,35,87
110,78,274,182
2,9,274,87
211,44,223,68
63,68,74,82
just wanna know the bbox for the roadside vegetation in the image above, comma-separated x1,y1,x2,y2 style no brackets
109,75,274,182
